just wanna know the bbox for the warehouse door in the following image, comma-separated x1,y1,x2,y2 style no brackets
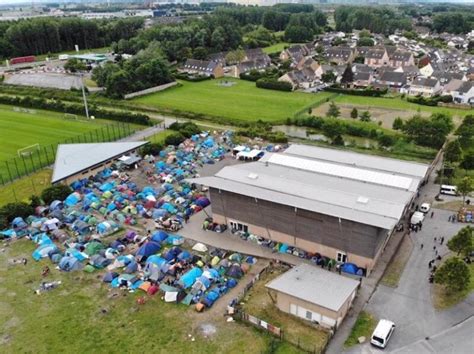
229,220,248,233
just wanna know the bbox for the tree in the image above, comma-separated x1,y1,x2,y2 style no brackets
341,64,354,85
284,25,312,43
350,107,358,119
333,134,344,146
444,140,463,163
322,120,345,140
360,111,371,122
64,58,86,73
0,202,35,230
434,257,470,292
321,71,336,83
402,113,453,149
457,177,473,205
359,29,371,38
447,226,473,258
225,49,246,64
193,47,208,60
358,37,374,46
41,185,72,204
392,117,404,130
164,132,185,146
326,101,340,118
460,152,474,170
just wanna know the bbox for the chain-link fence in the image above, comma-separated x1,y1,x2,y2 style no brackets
0,122,136,186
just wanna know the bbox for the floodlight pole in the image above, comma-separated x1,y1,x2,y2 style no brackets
80,72,90,119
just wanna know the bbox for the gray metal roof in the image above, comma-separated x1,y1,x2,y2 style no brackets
190,145,427,230
52,142,148,183
283,144,429,179
266,264,359,312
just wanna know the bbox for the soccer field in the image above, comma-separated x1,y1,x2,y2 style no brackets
133,79,334,124
0,105,139,182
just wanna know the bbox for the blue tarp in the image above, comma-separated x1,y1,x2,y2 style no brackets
151,231,168,243
32,244,57,261
342,263,359,275
179,267,202,289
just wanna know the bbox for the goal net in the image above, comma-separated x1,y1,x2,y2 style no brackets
64,113,78,120
18,143,40,157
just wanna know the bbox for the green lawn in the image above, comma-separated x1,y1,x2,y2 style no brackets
149,130,175,145
0,239,272,353
133,79,333,124
344,311,377,348
0,169,52,206
263,42,288,54
0,104,141,182
332,95,471,118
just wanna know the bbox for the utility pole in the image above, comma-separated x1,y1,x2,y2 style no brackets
80,72,90,119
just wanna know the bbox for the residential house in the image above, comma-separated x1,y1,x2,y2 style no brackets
384,45,397,58
280,44,311,62
232,59,270,77
408,77,441,97
352,71,373,88
324,47,356,65
453,81,474,105
430,71,466,86
442,79,464,97
296,57,319,72
364,48,389,68
376,71,407,91
394,65,419,82
181,59,224,78
389,51,415,67
419,63,434,78
352,63,373,74
278,68,318,90
417,55,431,68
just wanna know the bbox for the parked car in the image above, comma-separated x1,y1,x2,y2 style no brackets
371,319,395,349
419,203,431,213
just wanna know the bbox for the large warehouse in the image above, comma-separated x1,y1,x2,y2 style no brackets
190,145,429,274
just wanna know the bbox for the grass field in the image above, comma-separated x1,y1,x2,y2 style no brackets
263,42,289,54
0,239,287,353
0,104,141,182
0,169,52,206
332,95,471,119
133,79,333,124
344,311,377,348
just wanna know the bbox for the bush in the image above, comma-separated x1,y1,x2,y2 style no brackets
142,143,163,156
169,121,201,138
407,95,452,106
41,185,72,205
325,86,387,97
164,132,186,146
0,202,34,230
256,78,292,92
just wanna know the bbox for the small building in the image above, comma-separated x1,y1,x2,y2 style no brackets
364,48,389,68
408,77,441,97
453,81,474,105
180,59,224,78
352,71,372,88
389,51,414,68
278,68,318,90
52,142,148,185
376,71,407,91
266,264,359,329
324,47,356,65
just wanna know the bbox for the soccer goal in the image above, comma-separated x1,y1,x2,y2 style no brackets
18,143,40,157
64,113,79,120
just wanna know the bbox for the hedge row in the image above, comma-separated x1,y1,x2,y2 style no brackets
256,78,292,92
407,94,452,106
326,86,388,97
174,73,212,82
237,128,288,143
0,94,151,125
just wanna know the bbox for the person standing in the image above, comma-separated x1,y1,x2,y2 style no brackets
420,243,424,249
440,236,444,245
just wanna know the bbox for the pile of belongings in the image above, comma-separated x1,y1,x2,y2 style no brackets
202,218,227,233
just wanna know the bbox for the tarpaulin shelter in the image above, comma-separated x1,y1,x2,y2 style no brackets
59,256,83,271
192,243,208,253
342,263,362,275
0,229,16,239
195,197,210,208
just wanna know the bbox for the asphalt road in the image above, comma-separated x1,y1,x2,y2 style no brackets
345,208,474,353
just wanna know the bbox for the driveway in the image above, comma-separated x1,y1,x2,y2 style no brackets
345,208,474,353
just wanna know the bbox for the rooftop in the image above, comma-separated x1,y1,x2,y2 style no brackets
52,142,148,183
266,264,360,312
190,145,428,230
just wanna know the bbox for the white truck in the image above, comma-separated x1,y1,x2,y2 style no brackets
410,211,425,226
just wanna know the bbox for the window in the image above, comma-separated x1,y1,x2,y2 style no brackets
230,221,248,233
306,311,312,320
337,252,347,263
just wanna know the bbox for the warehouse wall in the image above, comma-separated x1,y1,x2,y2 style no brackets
210,188,390,268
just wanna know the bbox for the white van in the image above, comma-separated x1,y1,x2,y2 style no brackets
440,185,457,196
371,319,395,349
419,203,431,213
410,211,425,225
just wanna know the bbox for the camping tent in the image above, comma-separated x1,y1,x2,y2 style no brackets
192,243,208,253
136,242,161,259
59,256,83,271
178,267,202,289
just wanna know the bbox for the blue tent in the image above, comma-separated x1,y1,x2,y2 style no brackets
146,255,167,267
49,200,63,211
178,267,202,289
12,217,27,229
136,242,161,258
64,193,80,207
342,263,359,275
163,247,182,261
99,182,115,192
59,256,83,272
32,244,57,261
124,261,138,274
151,231,168,243
66,248,88,262
177,250,192,261
152,209,168,219
103,271,119,283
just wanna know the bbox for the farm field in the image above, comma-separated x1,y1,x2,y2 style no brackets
133,79,334,124
0,239,295,354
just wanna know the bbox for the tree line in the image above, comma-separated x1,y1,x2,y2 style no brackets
334,6,412,34
0,16,144,59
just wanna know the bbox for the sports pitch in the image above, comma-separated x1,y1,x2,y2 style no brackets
133,79,334,123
